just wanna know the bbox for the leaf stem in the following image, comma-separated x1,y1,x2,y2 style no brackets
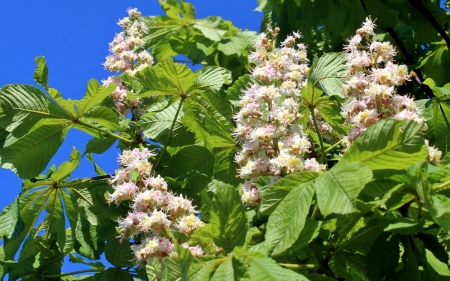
76,119,133,144
57,175,112,188
310,106,326,165
154,98,185,170
279,263,319,270
40,269,105,278
324,139,343,154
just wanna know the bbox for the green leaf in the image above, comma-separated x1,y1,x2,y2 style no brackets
1,122,70,179
342,119,428,171
51,147,81,182
417,233,448,264
141,101,195,147
75,79,115,116
210,181,247,254
423,87,450,156
98,268,133,281
265,181,315,256
218,36,248,56
193,16,227,41
68,253,105,271
418,44,450,87
0,197,24,239
425,249,450,278
210,258,234,281
80,106,120,131
105,235,134,267
226,74,263,101
0,84,71,137
364,0,399,28
162,245,194,281
366,234,399,280
40,190,66,252
260,172,318,216
244,256,310,280
85,135,116,155
164,145,214,180
188,260,217,281
316,161,372,216
193,67,231,93
34,56,49,90
48,88,75,116
427,194,450,232
307,52,346,98
3,188,50,260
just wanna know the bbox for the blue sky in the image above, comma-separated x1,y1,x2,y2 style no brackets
0,0,262,275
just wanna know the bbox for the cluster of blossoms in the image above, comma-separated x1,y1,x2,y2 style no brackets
107,148,205,265
233,28,326,205
340,17,441,164
102,8,154,113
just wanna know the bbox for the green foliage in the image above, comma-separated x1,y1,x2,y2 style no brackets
2,0,450,280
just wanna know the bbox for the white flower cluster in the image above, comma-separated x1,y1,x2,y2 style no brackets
103,8,153,76
102,8,153,114
341,17,441,164
234,28,326,205
341,17,422,147
107,148,205,265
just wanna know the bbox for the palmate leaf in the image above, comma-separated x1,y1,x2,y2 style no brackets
342,119,428,171
366,234,399,280
141,101,195,147
264,181,315,256
37,190,66,253
105,235,133,267
306,52,346,99
74,79,116,116
0,122,70,179
3,188,50,260
0,84,72,137
244,256,310,281
182,92,234,150
80,106,121,131
193,67,231,93
260,172,318,216
0,197,24,239
193,16,227,42
316,160,372,216
422,83,450,156
210,181,247,254
51,147,81,182
418,43,450,86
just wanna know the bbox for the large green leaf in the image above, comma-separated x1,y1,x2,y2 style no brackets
316,160,372,216
51,147,81,182
3,188,50,260
0,197,24,239
98,268,134,281
105,235,134,267
418,43,450,86
193,16,227,42
423,85,450,156
260,172,318,216
39,190,66,252
80,106,120,131
342,119,428,171
244,256,310,280
210,258,234,281
264,181,315,256
210,181,247,254
307,52,346,99
0,84,71,137
366,234,399,280
0,122,70,178
141,101,195,147
75,79,116,116
192,67,231,93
